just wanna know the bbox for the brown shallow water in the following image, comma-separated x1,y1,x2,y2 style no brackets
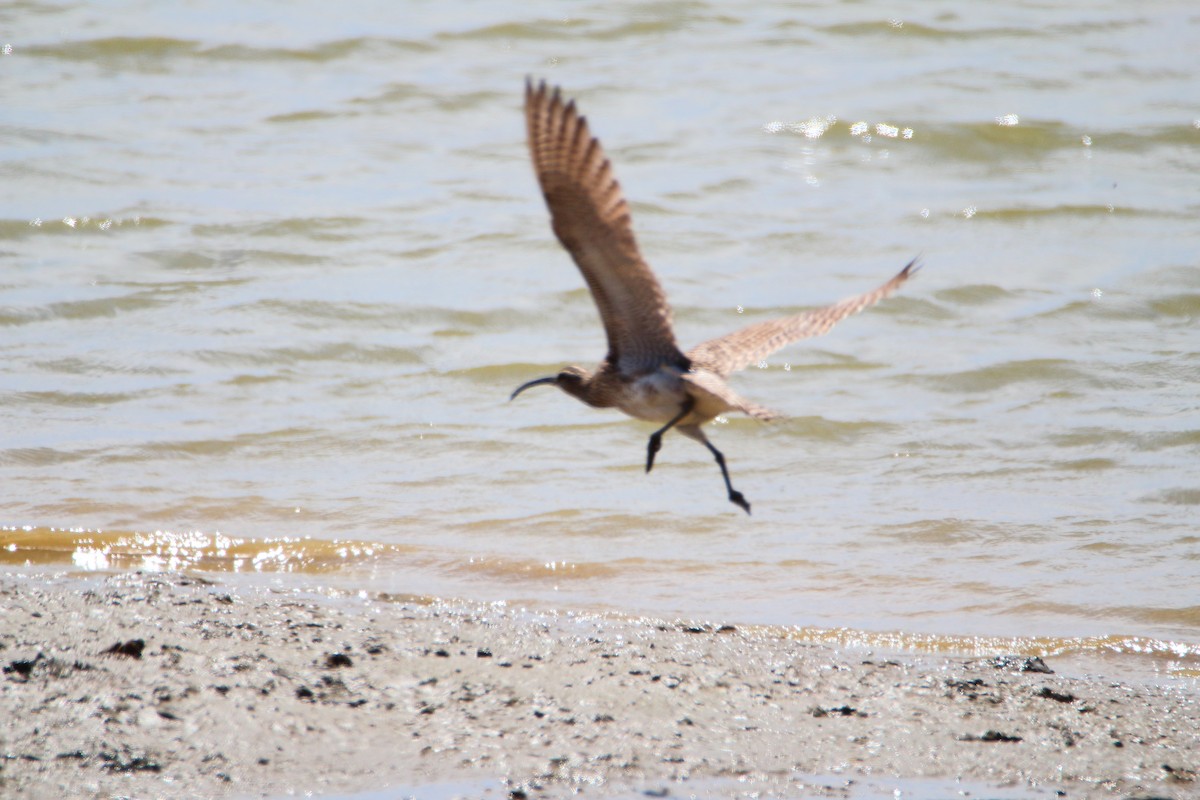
3,0,1199,675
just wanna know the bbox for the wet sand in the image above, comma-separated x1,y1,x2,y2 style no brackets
1,573,1197,799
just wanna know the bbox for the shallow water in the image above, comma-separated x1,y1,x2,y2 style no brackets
2,2,1198,669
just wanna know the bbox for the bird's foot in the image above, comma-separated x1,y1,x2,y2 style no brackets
729,490,751,515
646,433,663,473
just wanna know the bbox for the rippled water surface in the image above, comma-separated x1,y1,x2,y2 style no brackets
2,2,1198,669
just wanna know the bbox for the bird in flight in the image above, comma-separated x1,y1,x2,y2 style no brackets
512,79,918,514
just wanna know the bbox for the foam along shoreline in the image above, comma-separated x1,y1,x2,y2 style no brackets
2,572,1197,799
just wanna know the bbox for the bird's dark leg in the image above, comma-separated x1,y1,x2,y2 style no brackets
678,425,750,515
646,397,694,474
704,438,751,515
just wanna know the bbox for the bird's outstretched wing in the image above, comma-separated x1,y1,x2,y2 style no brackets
525,79,687,374
687,258,919,377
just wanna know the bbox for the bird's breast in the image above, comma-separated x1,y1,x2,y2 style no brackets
615,370,689,423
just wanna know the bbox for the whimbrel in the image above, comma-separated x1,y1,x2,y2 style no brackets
512,80,918,514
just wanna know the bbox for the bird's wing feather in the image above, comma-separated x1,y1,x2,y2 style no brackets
687,258,919,377
525,79,687,375
682,369,780,421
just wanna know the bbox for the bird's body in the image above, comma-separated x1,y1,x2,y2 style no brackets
557,364,753,424
512,80,918,514
605,368,689,422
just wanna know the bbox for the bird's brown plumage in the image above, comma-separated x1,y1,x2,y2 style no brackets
515,79,919,514
525,79,688,375
687,258,919,378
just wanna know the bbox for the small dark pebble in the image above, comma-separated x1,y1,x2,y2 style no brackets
643,788,670,798
325,653,353,668
434,648,450,657
992,655,1053,674
1037,686,1076,703
716,625,737,633
593,713,615,723
295,686,315,700
509,791,528,800
1161,763,1198,781
5,656,39,677
477,648,492,658
960,730,1022,743
56,751,86,760
99,752,161,773
813,705,864,717
102,639,145,659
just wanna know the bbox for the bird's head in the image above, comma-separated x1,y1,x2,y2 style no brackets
510,365,591,403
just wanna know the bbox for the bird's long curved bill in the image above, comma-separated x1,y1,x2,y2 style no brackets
510,376,556,401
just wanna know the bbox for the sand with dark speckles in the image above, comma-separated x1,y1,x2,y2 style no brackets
2,573,1197,799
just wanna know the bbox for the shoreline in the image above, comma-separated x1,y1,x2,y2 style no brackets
2,572,1197,799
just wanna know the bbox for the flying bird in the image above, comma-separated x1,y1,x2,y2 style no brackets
512,79,918,514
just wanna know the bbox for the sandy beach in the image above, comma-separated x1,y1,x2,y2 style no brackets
1,572,1197,800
